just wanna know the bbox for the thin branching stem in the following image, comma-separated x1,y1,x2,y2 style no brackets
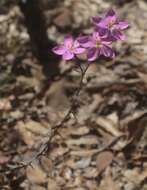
1,63,90,173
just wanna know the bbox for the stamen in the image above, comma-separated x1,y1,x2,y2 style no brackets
96,41,100,48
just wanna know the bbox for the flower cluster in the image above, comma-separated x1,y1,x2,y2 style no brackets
52,9,129,62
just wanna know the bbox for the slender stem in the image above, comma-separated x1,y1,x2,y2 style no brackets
53,63,90,130
75,64,89,97
1,63,90,172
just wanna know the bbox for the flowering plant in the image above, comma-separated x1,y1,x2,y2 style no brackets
4,10,129,171
52,9,129,62
49,9,129,151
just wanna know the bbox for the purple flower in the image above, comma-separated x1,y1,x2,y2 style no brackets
78,32,114,61
92,9,129,41
52,36,85,60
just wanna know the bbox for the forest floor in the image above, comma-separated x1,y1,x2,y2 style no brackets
0,0,147,190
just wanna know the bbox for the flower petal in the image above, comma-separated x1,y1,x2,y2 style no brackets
97,19,108,28
92,32,101,41
64,36,74,48
87,47,99,61
77,36,93,48
52,45,66,55
104,9,117,27
74,48,85,54
100,45,114,58
73,40,80,48
106,16,116,25
117,21,129,30
112,29,126,40
96,27,109,39
91,16,102,24
106,9,116,17
62,51,74,60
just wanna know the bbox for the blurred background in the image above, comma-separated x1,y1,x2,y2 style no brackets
0,0,147,190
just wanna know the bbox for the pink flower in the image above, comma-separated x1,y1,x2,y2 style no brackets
52,36,85,60
78,32,115,61
52,10,129,62
92,9,129,41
